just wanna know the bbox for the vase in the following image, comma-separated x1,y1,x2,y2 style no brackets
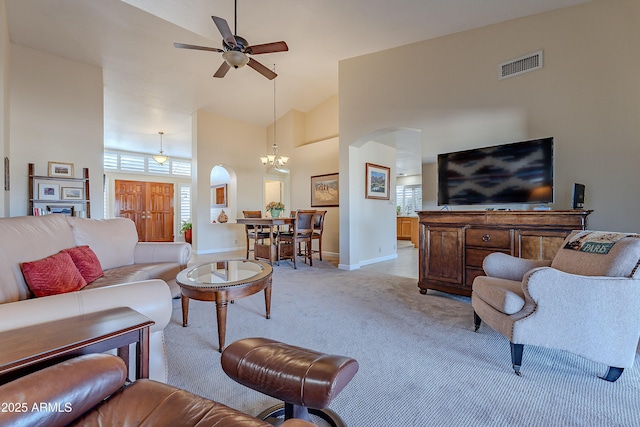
271,209,282,218
217,209,228,223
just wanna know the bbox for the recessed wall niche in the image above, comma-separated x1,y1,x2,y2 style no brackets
210,165,232,223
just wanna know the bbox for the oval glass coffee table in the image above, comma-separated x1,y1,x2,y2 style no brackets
176,260,273,352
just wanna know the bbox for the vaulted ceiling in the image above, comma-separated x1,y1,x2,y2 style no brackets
5,0,592,159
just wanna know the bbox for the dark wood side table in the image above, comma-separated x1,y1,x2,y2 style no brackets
0,307,154,384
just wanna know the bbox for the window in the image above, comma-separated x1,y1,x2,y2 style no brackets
179,184,191,225
172,160,191,177
103,151,192,177
396,185,422,215
119,154,146,173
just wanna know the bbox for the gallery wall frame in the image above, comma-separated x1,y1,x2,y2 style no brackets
38,183,60,200
47,205,75,216
365,163,390,200
48,161,74,178
311,173,339,207
61,187,84,200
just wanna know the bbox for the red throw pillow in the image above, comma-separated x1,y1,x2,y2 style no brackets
21,252,87,297
62,245,104,283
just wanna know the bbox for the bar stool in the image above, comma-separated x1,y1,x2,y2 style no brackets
221,337,359,427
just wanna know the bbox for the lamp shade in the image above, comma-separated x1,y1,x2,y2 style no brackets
153,131,169,165
152,154,169,165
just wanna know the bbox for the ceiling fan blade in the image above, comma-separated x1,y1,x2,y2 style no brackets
174,42,223,53
247,41,289,55
247,58,277,80
213,61,231,78
212,16,237,48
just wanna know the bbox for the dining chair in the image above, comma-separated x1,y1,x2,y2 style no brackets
311,210,327,261
242,211,271,260
279,210,316,269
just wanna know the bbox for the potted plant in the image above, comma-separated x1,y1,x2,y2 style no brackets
180,219,193,244
265,201,285,218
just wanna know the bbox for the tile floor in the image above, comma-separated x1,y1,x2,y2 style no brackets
359,240,418,280
190,240,418,280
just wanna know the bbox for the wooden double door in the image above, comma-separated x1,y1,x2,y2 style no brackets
115,180,174,242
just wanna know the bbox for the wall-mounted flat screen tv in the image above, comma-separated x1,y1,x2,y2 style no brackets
437,137,554,206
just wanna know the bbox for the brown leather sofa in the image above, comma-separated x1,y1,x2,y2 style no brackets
0,354,315,427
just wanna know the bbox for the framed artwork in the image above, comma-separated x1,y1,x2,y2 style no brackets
38,183,60,200
4,157,9,191
47,205,75,216
311,173,339,207
365,163,390,200
61,187,83,200
211,184,227,208
48,161,74,178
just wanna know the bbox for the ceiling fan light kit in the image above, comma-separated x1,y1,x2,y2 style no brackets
222,50,249,68
174,0,288,80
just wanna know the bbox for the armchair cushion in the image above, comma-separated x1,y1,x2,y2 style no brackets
482,252,551,282
472,276,525,315
551,231,640,278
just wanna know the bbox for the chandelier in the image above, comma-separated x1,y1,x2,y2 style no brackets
261,143,289,170
260,65,288,171
152,131,169,165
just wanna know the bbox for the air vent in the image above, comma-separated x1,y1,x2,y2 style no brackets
499,50,543,80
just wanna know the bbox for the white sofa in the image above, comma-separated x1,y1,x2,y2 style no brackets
0,214,192,382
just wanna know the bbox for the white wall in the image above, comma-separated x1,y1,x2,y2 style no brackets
0,0,9,216
9,44,104,218
192,109,269,254
289,137,339,256
339,0,640,267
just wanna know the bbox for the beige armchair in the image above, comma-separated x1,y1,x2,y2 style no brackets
472,231,640,382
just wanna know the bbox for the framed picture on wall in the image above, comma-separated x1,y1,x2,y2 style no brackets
38,183,60,200
211,184,227,207
47,205,75,216
48,161,74,178
365,163,390,200
311,173,339,207
61,187,84,200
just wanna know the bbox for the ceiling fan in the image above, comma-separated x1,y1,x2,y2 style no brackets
173,0,288,80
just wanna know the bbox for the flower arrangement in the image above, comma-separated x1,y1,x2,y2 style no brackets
265,201,285,212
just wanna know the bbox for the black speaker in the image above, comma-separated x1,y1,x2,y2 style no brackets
571,183,585,209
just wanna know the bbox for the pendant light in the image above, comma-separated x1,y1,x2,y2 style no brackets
153,131,169,165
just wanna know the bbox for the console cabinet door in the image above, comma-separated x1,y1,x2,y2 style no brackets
424,227,463,284
514,230,570,260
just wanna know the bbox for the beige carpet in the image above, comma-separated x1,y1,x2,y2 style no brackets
164,259,640,426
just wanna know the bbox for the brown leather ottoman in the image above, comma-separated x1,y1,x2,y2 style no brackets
222,337,359,427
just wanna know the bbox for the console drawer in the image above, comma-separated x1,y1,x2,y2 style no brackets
466,267,485,287
466,228,511,249
466,248,510,268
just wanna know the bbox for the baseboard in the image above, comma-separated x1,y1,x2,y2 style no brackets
359,253,398,266
195,246,244,255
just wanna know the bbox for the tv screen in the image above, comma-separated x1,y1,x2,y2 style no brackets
437,137,554,206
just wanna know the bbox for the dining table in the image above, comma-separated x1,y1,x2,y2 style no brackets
236,217,295,265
